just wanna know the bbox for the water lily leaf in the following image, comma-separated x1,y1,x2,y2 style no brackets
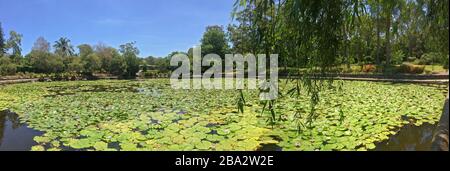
31,145,45,151
67,138,94,149
205,134,225,142
217,128,231,136
33,136,51,144
47,148,61,151
366,143,376,149
120,142,138,151
195,141,212,150
93,141,108,151
51,140,60,147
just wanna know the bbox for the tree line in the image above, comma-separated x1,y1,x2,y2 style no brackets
1,0,448,77
0,25,143,77
0,23,230,77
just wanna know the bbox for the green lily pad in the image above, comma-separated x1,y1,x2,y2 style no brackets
93,141,108,151
31,145,45,151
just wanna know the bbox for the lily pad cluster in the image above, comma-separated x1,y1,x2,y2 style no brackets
0,79,447,151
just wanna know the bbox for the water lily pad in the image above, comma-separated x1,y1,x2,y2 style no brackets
67,138,94,149
33,136,51,144
120,142,138,151
93,141,108,151
31,145,45,151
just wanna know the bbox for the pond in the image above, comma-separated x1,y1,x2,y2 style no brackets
0,79,447,151
0,110,43,151
0,109,439,151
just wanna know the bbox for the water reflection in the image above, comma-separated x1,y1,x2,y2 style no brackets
258,144,283,151
375,123,436,151
0,110,43,151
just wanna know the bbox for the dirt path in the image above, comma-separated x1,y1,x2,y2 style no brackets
1,73,449,85
280,73,449,85
334,77,449,84
0,78,39,85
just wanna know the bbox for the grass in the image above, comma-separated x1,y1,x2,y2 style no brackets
424,65,447,74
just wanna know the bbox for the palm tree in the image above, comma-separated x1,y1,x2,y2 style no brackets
53,37,75,57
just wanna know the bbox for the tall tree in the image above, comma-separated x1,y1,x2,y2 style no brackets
0,22,6,56
228,5,260,54
32,37,51,52
109,52,127,76
119,42,140,77
427,0,449,55
369,0,383,65
6,31,23,60
382,0,401,65
54,37,75,57
77,44,94,59
83,53,101,73
200,25,230,59
95,43,121,73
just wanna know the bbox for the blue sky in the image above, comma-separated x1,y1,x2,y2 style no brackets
0,0,235,57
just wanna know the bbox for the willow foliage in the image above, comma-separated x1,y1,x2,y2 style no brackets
233,0,365,128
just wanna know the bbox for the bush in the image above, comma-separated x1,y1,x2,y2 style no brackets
398,63,425,74
412,59,422,65
0,56,17,76
27,51,65,73
83,53,101,73
407,57,417,62
392,50,405,65
67,57,84,73
143,70,158,78
361,64,376,72
419,52,443,65
109,55,127,76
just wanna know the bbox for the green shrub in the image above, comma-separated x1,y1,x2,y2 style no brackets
419,52,444,65
407,57,417,62
398,63,425,74
26,51,65,73
143,70,158,78
392,50,405,65
0,56,17,76
412,59,421,65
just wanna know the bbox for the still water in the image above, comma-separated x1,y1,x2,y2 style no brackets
0,110,43,151
374,123,436,151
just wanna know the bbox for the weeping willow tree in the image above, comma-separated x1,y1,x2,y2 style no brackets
232,0,364,129
426,0,449,57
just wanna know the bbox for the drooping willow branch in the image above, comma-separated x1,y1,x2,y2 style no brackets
232,0,365,130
